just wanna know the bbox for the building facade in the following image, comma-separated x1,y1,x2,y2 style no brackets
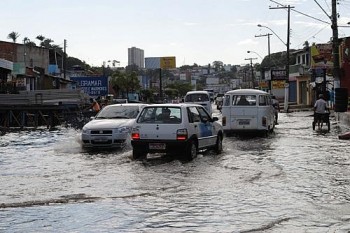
128,47,144,68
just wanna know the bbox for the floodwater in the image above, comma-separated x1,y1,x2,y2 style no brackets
1,111,350,232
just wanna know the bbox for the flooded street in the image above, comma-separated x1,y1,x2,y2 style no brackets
1,111,350,232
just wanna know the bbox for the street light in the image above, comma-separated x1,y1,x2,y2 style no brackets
247,50,263,60
258,23,290,112
257,24,286,47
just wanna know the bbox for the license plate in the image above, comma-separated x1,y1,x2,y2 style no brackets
93,137,108,142
149,143,166,150
239,119,250,125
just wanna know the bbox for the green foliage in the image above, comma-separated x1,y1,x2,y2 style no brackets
260,50,296,69
110,70,141,98
7,32,20,43
166,82,193,97
66,57,90,70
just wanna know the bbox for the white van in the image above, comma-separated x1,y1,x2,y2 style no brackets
221,89,275,134
184,91,212,116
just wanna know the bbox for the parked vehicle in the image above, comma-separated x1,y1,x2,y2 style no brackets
81,103,147,148
131,103,224,161
221,89,275,135
184,91,212,116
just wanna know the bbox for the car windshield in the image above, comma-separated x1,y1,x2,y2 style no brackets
185,94,209,102
137,106,182,124
95,105,140,119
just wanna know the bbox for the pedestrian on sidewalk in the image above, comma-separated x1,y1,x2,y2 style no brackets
272,95,280,125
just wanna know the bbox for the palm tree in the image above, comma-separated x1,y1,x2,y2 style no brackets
7,31,20,43
36,35,45,46
41,38,54,48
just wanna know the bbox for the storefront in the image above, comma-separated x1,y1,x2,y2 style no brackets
0,58,13,93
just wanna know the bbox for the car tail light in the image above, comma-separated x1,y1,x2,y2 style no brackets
131,129,140,140
176,129,188,141
262,116,267,127
222,116,226,126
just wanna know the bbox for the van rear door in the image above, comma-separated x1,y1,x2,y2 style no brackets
230,107,258,130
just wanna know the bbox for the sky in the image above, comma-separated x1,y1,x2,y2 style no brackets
1,0,350,68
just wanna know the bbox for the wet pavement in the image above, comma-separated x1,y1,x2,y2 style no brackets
1,110,350,232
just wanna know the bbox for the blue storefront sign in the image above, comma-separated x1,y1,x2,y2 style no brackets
70,76,108,98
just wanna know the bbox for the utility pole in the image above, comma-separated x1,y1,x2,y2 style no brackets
255,33,272,90
331,0,340,88
255,33,272,64
270,4,294,112
245,57,258,88
159,68,163,101
63,39,67,80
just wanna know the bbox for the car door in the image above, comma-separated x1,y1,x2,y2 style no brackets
187,106,202,145
196,106,217,148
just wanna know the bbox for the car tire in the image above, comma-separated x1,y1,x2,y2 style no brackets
132,148,147,160
214,135,223,154
182,140,197,161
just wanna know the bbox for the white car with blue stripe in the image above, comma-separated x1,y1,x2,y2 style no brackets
131,103,224,161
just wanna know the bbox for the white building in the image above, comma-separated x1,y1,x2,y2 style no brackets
128,47,145,68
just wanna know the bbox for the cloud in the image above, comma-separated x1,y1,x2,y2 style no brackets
237,38,258,45
184,22,199,26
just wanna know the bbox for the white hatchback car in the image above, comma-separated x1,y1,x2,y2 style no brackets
81,103,147,148
131,103,224,161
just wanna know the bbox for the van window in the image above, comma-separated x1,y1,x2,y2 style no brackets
233,95,256,106
185,93,209,102
223,95,230,106
259,95,267,106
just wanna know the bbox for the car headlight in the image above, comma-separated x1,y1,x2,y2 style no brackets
82,128,90,134
115,126,131,133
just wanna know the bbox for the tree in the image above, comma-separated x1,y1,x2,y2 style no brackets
212,61,224,72
110,70,141,99
36,35,45,46
7,31,20,43
166,82,193,97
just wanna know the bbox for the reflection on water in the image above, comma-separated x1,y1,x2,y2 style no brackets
0,111,350,232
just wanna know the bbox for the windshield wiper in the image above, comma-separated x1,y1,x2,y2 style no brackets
110,116,130,119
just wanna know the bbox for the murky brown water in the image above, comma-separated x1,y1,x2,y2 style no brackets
1,111,350,232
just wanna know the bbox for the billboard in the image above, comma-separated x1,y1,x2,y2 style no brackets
311,43,333,69
160,57,176,69
145,56,176,69
70,76,108,98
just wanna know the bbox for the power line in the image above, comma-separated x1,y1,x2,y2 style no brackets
314,0,331,19
269,0,330,25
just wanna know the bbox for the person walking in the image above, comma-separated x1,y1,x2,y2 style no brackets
89,98,101,113
271,95,280,125
313,94,329,129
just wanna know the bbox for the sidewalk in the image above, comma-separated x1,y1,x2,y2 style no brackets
336,111,350,128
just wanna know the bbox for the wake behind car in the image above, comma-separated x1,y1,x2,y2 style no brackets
131,103,224,161
81,103,147,149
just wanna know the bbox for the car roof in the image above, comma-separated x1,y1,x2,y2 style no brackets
185,91,210,95
107,103,147,108
144,103,203,108
225,89,269,95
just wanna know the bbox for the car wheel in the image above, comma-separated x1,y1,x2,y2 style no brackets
182,140,197,161
132,148,147,160
214,135,223,154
